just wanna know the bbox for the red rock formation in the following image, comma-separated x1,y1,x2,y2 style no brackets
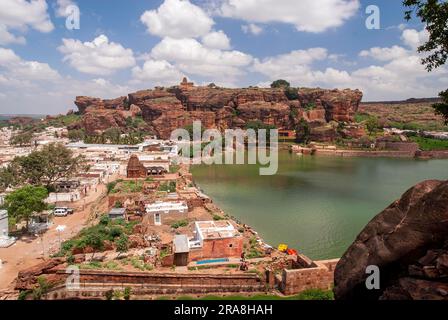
334,180,448,300
72,84,364,140
78,108,127,134
15,258,66,290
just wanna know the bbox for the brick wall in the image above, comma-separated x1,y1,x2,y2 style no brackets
189,237,244,261
279,259,339,295
45,270,265,298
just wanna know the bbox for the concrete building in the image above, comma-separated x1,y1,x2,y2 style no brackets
145,201,188,226
188,221,243,261
173,234,190,266
108,208,126,220
0,210,15,248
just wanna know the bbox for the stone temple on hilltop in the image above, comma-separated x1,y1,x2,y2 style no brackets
180,77,194,90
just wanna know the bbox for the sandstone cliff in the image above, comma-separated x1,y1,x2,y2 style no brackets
71,83,363,140
334,180,448,300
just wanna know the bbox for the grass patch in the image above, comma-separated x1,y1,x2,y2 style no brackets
171,219,189,229
56,216,137,256
120,257,154,271
159,289,334,301
212,214,225,221
111,180,143,193
410,136,448,151
158,181,177,192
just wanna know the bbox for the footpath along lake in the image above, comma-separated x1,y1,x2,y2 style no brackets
191,151,448,260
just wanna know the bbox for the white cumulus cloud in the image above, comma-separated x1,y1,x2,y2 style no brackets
0,47,60,82
359,45,409,61
132,59,184,86
202,30,231,50
401,28,429,50
58,35,136,75
150,37,253,79
140,0,214,38
0,0,54,45
218,0,359,33
252,27,448,101
241,23,263,36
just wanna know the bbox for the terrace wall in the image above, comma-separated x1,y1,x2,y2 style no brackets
43,270,265,299
278,259,339,295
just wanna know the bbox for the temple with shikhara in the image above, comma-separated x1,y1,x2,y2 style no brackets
126,155,167,178
180,77,194,90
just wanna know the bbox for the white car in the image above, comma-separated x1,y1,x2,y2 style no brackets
54,208,68,217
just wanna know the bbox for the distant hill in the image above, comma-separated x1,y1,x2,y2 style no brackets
0,114,46,121
361,97,441,105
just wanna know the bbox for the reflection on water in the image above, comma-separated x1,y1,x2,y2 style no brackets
191,152,448,260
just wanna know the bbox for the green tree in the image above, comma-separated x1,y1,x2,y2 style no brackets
116,234,129,253
68,129,85,142
270,79,290,89
10,131,33,146
5,185,48,230
285,87,299,100
0,161,23,191
245,121,277,142
366,116,379,134
295,119,311,144
103,127,122,144
3,143,86,189
403,0,448,123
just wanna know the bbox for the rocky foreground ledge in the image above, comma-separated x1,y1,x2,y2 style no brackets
334,180,448,300
70,83,363,140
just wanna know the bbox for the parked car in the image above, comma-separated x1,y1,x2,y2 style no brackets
54,208,68,217
66,208,74,215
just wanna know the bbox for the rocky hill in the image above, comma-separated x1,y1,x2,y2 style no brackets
334,180,448,300
359,100,447,131
69,79,363,140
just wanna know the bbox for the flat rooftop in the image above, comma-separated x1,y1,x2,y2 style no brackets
195,220,239,240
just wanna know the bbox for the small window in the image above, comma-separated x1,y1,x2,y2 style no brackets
229,244,233,248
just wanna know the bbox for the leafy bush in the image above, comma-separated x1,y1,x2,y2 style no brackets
158,181,177,192
111,180,143,193
115,234,129,253
124,287,132,300
366,116,380,134
271,79,290,88
57,216,137,256
285,87,299,100
410,136,448,150
171,219,189,229
105,290,114,300
212,214,225,221
304,102,316,111
107,181,118,194
32,276,51,300
296,289,334,300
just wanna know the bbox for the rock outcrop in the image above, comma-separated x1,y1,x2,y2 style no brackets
334,180,448,300
15,258,66,291
72,81,363,140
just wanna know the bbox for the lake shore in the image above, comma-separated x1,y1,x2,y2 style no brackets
290,144,448,159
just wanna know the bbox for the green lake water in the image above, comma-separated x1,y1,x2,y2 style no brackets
191,152,448,260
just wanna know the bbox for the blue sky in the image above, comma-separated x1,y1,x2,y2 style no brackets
0,0,446,115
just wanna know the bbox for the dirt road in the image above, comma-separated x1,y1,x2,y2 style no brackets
0,184,108,291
